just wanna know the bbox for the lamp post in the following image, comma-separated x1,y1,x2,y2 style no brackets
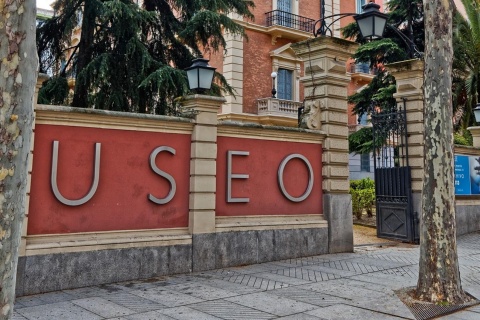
271,71,277,98
185,58,216,94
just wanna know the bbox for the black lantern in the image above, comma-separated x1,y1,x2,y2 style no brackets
474,103,480,123
354,2,388,40
185,58,216,93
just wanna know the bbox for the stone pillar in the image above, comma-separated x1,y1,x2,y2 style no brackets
468,127,480,147
182,94,225,271
292,37,358,253
386,60,424,218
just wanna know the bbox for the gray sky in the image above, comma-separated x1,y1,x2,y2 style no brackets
37,0,53,10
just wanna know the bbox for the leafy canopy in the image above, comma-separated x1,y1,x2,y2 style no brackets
37,0,254,114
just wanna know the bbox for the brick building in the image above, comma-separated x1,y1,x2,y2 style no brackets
206,0,382,178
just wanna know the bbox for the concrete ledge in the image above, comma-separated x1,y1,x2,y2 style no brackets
456,204,480,236
192,227,329,272
16,244,192,296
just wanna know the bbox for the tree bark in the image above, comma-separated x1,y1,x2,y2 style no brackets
0,0,38,318
416,0,468,304
72,0,95,108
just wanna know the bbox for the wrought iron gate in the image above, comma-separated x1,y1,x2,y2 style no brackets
371,99,418,243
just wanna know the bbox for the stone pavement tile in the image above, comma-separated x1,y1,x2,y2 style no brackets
125,311,174,320
15,295,47,308
165,282,239,300
72,297,136,318
271,256,331,268
300,264,359,277
130,287,204,307
268,267,340,282
252,271,315,285
436,310,480,320
225,292,318,316
103,292,166,312
347,272,417,290
467,304,480,313
338,278,396,295
158,306,223,319
63,284,130,299
189,300,276,320
196,278,264,294
305,304,404,320
344,256,414,270
276,314,325,320
12,312,28,320
298,278,387,300
268,286,350,307
347,296,415,319
36,291,76,304
16,301,102,320
217,272,291,290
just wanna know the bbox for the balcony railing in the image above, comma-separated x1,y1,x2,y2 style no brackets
257,98,302,118
349,62,378,75
265,10,315,33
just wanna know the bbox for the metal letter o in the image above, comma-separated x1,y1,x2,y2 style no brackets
278,154,314,202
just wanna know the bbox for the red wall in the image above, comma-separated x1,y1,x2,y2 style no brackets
216,137,323,216
28,124,191,235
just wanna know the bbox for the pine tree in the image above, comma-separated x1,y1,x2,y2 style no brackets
37,0,254,114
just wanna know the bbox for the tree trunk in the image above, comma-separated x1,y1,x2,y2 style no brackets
0,0,38,318
416,0,468,304
72,0,95,108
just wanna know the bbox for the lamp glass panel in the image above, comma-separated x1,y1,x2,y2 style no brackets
374,16,387,38
187,68,199,89
357,16,373,38
474,108,480,123
199,68,215,89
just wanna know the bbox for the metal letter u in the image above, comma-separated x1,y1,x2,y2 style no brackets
51,140,101,206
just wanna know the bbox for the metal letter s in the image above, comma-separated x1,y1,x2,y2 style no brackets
148,146,177,204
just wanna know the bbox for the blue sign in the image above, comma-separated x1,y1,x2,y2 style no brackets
455,155,470,195
455,154,480,195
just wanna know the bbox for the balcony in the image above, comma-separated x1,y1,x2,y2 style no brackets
349,62,378,83
264,10,315,43
257,98,302,118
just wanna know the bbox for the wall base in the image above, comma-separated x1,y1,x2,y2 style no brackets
16,245,192,297
16,227,329,296
193,227,329,272
323,194,353,253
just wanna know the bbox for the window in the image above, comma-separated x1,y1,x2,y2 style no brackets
277,0,292,13
357,0,367,13
361,153,371,172
277,0,292,27
358,113,368,125
277,68,293,100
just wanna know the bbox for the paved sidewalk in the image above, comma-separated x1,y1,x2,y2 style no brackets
13,232,480,320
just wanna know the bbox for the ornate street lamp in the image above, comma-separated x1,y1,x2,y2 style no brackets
271,71,277,98
474,103,480,123
354,2,387,40
185,58,216,93
314,1,387,38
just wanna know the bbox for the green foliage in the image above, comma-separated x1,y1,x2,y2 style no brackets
37,0,254,113
350,178,376,220
454,131,473,146
452,0,480,131
349,127,373,154
37,77,70,105
342,0,424,121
